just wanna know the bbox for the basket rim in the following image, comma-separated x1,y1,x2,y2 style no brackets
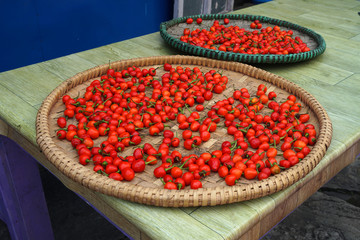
36,55,332,207
160,13,326,64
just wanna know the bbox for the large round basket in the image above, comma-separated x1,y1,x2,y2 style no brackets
160,14,326,64
36,55,332,207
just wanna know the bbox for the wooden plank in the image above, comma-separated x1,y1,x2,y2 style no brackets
235,0,360,40
179,206,200,215
292,14,358,39
335,73,360,91
276,0,360,11
316,48,360,74
311,140,345,176
139,32,170,45
299,6,360,23
242,196,276,221
111,36,179,58
38,54,96,80
239,196,276,239
240,221,261,240
98,194,224,240
0,65,63,107
74,33,178,67
302,86,360,123
319,32,360,55
0,118,10,136
351,33,360,42
189,202,260,239
324,114,360,149
270,60,353,85
75,45,135,66
233,1,307,19
0,85,38,143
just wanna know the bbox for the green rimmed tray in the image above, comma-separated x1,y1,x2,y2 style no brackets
160,14,326,64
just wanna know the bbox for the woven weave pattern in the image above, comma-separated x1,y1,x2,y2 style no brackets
36,56,332,207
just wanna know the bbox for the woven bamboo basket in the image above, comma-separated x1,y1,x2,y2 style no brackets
36,55,332,207
160,14,326,64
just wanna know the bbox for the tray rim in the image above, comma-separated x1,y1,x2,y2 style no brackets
36,55,332,207
160,13,326,64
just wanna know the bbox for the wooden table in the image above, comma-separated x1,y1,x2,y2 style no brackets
1,0,359,239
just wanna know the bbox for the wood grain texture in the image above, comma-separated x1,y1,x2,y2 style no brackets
1,0,360,239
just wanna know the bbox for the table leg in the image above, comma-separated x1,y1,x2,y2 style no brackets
0,135,54,240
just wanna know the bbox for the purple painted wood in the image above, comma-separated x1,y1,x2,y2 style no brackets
0,135,54,240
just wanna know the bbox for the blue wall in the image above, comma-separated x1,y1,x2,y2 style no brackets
0,0,173,72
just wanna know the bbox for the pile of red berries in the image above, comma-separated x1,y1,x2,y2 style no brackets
56,63,316,190
181,18,310,55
